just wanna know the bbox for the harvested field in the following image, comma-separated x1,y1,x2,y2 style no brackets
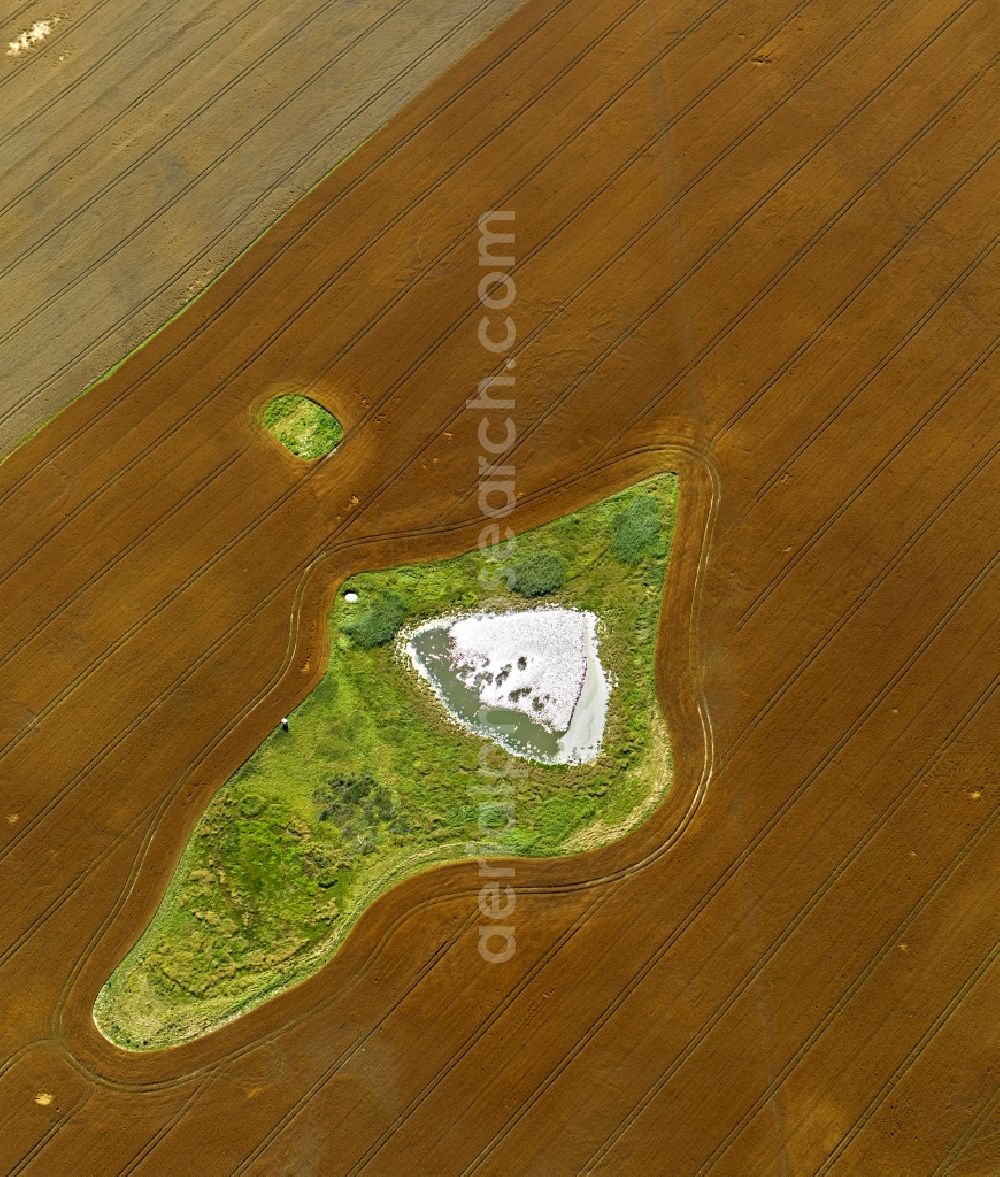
0,0,528,453
0,0,998,1172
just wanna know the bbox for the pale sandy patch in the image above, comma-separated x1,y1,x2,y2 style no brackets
6,17,59,57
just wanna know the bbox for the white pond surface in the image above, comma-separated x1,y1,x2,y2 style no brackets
402,607,612,764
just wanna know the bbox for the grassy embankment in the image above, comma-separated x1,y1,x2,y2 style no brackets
96,474,678,1048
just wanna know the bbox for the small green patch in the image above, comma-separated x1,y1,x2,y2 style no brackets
96,474,679,1049
610,492,664,565
506,549,568,597
260,395,343,459
341,591,408,648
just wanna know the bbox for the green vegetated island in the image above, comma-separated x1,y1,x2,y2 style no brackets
260,393,344,458
96,472,679,1049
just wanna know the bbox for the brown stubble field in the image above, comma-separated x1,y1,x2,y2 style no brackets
0,0,528,453
0,0,998,1172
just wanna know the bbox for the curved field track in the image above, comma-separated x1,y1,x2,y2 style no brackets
0,0,528,453
0,0,998,1172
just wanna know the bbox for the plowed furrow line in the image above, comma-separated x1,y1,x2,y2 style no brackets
9,1088,94,1177
0,0,273,210
696,763,1000,1172
0,453,240,674
0,506,303,861
1,0,51,39
456,553,998,1173
747,271,1000,509
0,0,738,720
216,913,481,1174
931,1085,1000,1176
0,0,579,444
374,14,988,546
0,0,607,560
815,942,1000,1175
738,326,1000,631
48,444,711,1105
0,0,421,322
1,437,633,867
0,0,119,93
350,0,914,490
0,0,655,762
0,0,866,544
254,886,610,1177
721,441,998,772
585,646,1000,1170
0,2,176,158
367,0,986,530
57,767,481,1096
305,0,811,396
332,563,991,1171
0,804,154,966
583,44,996,464
116,1079,212,1177
0,453,292,774
10,442,699,976
0,0,555,582
716,151,999,444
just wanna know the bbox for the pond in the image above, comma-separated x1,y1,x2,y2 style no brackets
403,607,611,764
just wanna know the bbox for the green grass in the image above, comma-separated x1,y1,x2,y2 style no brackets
260,395,343,459
96,473,679,1049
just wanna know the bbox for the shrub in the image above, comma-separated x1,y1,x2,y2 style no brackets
305,847,344,887
506,550,567,597
342,592,407,647
314,774,374,821
610,494,661,565
313,774,397,833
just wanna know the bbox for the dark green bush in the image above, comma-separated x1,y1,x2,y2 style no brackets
610,494,661,565
506,550,567,597
313,774,375,822
313,773,398,863
342,591,407,647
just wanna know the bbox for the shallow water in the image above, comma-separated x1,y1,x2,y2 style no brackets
405,608,610,764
